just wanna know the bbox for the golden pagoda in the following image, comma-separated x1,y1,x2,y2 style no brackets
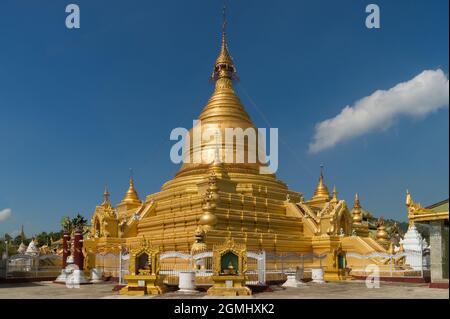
83,12,393,280
376,217,390,248
350,193,369,237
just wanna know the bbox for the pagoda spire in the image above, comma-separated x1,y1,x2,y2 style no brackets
211,5,238,81
313,165,330,199
20,225,26,242
306,165,331,207
332,185,338,200
101,185,112,207
121,170,141,204
352,193,363,224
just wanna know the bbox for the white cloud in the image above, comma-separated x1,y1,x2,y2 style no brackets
0,208,12,222
309,69,449,153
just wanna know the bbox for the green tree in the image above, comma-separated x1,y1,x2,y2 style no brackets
4,233,12,242
61,216,72,234
35,232,49,246
13,235,29,246
72,213,88,233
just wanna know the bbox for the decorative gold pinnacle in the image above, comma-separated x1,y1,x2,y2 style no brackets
122,177,141,204
102,185,111,207
352,193,363,224
211,5,237,81
312,166,330,200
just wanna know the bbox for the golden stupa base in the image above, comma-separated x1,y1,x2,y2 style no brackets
119,274,166,296
207,275,252,296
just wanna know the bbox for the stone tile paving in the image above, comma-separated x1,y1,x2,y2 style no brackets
0,280,447,299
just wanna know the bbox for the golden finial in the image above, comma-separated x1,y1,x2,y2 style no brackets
121,169,141,204
312,165,330,199
102,185,111,206
211,4,238,81
354,193,361,209
352,193,362,224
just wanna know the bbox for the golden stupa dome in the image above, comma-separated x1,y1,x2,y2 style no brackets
376,217,390,246
174,29,258,179
161,18,289,197
307,166,331,207
313,172,330,199
121,178,141,204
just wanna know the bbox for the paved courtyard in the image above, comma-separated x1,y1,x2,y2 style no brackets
0,280,447,299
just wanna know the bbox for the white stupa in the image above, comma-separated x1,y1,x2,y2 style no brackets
17,242,27,254
400,223,424,271
25,239,39,256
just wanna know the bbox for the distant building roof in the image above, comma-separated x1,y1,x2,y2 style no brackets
408,198,449,223
426,199,449,213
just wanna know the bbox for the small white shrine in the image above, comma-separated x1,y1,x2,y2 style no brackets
400,223,426,271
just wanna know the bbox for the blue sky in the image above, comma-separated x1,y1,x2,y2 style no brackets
0,0,448,237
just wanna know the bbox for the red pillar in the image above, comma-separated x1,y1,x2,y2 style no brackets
62,233,70,268
73,231,84,270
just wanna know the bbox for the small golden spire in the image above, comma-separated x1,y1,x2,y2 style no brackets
376,217,390,248
211,5,238,81
312,165,330,199
354,193,361,209
102,185,111,206
352,193,363,224
121,171,141,204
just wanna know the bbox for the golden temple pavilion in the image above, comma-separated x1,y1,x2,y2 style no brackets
83,17,398,281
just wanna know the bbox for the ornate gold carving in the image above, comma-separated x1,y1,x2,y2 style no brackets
128,237,160,276
212,237,247,276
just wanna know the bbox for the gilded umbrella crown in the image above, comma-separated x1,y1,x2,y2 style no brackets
211,8,237,81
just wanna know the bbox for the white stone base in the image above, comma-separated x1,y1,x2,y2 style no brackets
65,269,90,287
178,271,198,293
54,269,69,283
282,275,306,288
311,268,325,284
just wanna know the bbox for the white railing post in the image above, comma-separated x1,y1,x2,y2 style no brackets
119,247,122,285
